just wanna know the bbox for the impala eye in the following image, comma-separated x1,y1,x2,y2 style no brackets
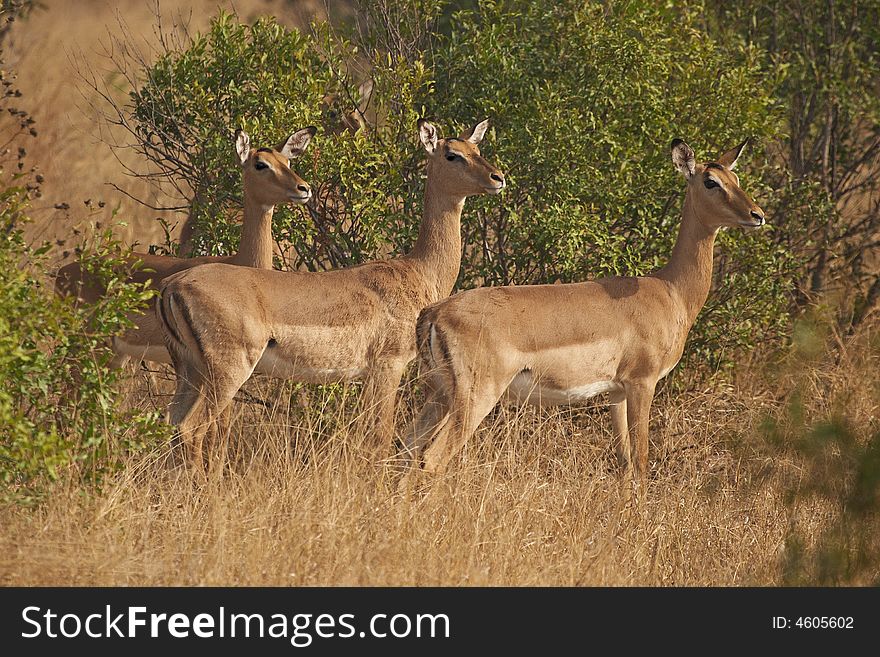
255,160,269,171
446,153,462,162
704,178,720,189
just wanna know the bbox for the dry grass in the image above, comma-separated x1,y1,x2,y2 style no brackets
1,321,876,586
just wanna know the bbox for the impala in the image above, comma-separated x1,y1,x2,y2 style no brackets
178,81,368,255
55,127,316,367
321,78,374,135
157,118,505,466
405,138,765,481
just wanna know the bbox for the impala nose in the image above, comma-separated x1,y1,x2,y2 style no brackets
750,210,765,224
490,172,505,186
298,184,311,195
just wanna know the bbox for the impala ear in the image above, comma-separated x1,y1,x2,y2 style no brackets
671,138,696,178
418,119,438,153
718,138,749,170
235,129,251,165
461,118,490,144
277,127,317,159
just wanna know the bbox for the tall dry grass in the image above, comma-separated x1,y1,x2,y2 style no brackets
1,318,876,586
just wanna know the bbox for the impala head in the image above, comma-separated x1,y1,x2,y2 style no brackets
672,138,765,229
236,127,316,206
321,78,373,135
419,118,506,197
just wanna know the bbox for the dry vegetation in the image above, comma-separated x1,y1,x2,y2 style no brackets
1,318,877,586
2,2,879,587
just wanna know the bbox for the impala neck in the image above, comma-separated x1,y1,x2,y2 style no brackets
230,190,275,269
406,176,466,296
656,192,718,326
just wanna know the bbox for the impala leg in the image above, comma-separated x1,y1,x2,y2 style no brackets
166,363,204,466
609,393,631,474
168,362,204,424
108,352,130,370
204,404,234,470
217,405,233,449
624,380,656,482
108,337,130,370
201,365,254,468
183,382,244,471
204,345,268,468
168,359,243,471
404,376,449,462
182,402,212,470
422,385,504,474
360,361,407,452
178,368,216,470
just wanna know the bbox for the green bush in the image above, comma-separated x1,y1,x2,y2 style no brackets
0,182,166,502
702,0,880,328
120,2,799,374
431,0,797,369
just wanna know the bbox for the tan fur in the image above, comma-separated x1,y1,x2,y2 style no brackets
406,139,766,483
55,128,315,367
158,119,505,466
321,79,373,135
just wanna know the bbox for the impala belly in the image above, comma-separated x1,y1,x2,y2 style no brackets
506,370,622,406
113,339,172,365
503,340,623,406
254,325,371,382
256,350,366,382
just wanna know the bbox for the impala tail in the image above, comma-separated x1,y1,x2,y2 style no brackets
416,306,457,411
416,307,446,373
157,283,203,367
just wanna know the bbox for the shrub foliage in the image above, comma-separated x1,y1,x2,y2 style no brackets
113,1,802,373
0,183,165,501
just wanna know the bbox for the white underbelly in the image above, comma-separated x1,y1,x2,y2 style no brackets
114,339,172,365
255,349,366,382
506,371,623,407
